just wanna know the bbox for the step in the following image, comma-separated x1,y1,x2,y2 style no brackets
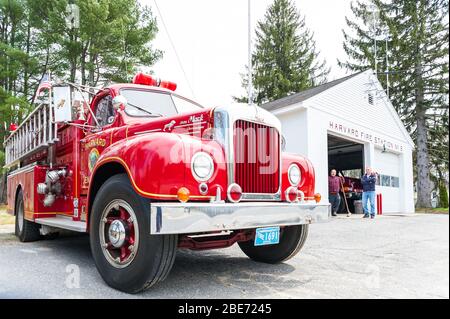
35,216,87,233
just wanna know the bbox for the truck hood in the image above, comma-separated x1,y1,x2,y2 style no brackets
124,108,213,139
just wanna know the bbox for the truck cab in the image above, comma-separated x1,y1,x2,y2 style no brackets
4,73,330,293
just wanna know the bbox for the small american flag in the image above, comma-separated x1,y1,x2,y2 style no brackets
36,73,52,96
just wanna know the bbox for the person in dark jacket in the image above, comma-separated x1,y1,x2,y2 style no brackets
328,169,344,217
361,167,378,219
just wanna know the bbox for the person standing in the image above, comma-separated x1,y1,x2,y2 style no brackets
361,167,378,219
328,169,344,217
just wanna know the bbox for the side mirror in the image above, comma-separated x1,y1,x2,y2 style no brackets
112,95,127,110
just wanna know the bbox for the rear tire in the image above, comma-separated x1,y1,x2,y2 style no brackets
238,225,309,264
15,189,41,242
90,174,177,293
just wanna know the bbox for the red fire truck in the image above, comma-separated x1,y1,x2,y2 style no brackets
340,175,363,214
4,73,330,293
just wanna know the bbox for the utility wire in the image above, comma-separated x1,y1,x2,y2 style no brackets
153,0,196,98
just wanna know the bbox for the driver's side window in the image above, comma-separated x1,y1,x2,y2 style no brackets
95,95,115,127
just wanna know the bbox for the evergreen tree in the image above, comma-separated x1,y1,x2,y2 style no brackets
27,0,161,86
340,0,449,208
438,181,449,208
0,0,162,169
236,0,329,105
0,0,162,145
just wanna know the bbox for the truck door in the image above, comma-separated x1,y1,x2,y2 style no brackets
80,90,118,194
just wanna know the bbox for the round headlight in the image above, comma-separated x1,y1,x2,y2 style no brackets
191,152,214,181
288,164,301,186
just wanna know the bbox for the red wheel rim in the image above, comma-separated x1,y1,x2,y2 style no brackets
99,200,139,268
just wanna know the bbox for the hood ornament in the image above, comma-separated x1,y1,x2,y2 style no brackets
254,106,265,123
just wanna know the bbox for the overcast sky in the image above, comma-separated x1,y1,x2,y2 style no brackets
140,0,355,107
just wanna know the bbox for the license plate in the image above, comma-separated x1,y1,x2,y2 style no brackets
254,227,280,246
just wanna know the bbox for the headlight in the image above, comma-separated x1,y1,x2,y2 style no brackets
191,152,214,181
288,164,301,186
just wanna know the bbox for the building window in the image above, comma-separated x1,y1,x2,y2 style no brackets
377,174,400,188
381,175,391,187
341,169,362,179
391,176,400,188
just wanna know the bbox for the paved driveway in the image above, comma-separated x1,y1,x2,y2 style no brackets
0,214,448,299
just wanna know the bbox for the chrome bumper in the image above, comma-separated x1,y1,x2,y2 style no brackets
149,202,330,235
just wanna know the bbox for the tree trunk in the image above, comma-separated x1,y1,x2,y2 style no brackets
414,1,433,209
23,22,31,100
415,67,432,208
0,173,7,205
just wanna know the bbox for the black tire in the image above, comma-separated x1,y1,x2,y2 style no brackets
238,225,309,264
15,189,41,242
90,174,177,293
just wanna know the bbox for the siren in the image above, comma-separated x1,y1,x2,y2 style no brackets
132,72,177,92
9,123,18,132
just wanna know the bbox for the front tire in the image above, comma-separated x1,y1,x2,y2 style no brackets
15,189,41,242
238,225,309,264
90,174,177,293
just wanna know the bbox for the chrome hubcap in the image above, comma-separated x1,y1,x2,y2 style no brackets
108,220,127,248
99,200,139,268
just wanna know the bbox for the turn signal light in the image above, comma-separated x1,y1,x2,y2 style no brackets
314,193,322,203
177,187,190,203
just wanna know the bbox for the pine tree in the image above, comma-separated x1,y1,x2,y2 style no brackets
0,0,162,162
26,0,162,86
340,0,449,208
236,0,329,105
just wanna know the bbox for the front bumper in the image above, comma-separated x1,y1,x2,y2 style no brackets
150,201,330,234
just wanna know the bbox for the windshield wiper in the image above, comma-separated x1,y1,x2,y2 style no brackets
127,102,163,117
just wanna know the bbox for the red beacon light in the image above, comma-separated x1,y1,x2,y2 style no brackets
132,72,177,92
9,123,18,132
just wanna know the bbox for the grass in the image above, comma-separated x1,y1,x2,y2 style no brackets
416,207,449,215
0,205,15,225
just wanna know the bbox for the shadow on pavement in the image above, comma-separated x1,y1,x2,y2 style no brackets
21,231,299,297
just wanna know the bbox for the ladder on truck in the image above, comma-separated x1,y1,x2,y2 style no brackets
3,102,58,169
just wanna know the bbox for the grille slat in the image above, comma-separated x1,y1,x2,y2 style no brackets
234,120,280,194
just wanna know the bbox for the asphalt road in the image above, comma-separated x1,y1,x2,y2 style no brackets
0,214,448,299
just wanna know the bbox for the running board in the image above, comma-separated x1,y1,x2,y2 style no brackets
35,216,87,233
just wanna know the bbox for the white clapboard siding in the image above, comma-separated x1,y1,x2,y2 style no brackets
267,69,415,214
304,71,413,147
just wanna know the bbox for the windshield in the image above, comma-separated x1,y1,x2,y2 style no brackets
120,89,202,117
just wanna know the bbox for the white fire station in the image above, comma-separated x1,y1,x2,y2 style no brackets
262,70,415,214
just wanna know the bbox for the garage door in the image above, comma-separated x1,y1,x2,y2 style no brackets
374,148,401,213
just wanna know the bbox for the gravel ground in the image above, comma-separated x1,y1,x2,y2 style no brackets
0,213,448,299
